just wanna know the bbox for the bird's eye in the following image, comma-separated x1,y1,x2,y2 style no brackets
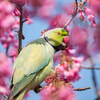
57,32,61,36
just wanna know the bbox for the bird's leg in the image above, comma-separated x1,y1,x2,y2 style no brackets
34,85,42,93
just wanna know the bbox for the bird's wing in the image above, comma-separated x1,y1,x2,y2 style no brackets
10,39,50,98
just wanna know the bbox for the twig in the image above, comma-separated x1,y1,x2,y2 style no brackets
22,19,27,23
74,87,91,91
81,66,100,70
64,0,87,29
89,57,100,98
3,94,8,99
18,7,23,54
75,0,78,12
6,46,9,56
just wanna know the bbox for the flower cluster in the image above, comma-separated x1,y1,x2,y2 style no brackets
78,6,96,27
41,80,75,100
0,52,11,97
49,14,68,31
0,1,15,32
56,56,83,83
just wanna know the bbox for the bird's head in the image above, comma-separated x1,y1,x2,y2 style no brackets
44,28,69,51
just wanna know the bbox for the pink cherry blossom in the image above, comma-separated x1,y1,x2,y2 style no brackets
26,17,33,24
56,56,83,83
84,7,93,15
13,8,21,16
0,52,11,77
49,14,68,29
78,10,85,21
0,1,15,32
10,0,25,6
41,84,75,100
87,15,94,22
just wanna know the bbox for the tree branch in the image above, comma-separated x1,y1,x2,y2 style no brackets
81,66,100,70
18,7,23,54
74,87,91,91
64,0,87,29
89,57,100,98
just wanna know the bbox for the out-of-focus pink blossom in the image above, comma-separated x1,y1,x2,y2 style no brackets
49,14,68,29
0,1,15,32
84,7,93,15
1,15,15,28
0,52,11,97
67,49,76,55
26,0,56,18
87,0,100,14
0,34,14,48
70,26,88,45
54,51,61,64
84,6,96,27
26,17,33,24
78,10,85,21
90,19,96,27
69,26,89,57
0,77,10,96
63,3,75,16
58,85,75,100
12,18,19,29
87,15,94,22
92,29,100,53
41,84,75,100
0,52,11,77
10,0,25,6
13,8,21,16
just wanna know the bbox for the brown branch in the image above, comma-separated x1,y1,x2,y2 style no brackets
18,7,23,54
81,66,100,70
22,19,27,23
89,57,100,98
64,0,87,29
74,87,91,91
6,45,9,56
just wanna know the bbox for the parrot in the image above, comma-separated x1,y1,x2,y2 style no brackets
8,28,69,100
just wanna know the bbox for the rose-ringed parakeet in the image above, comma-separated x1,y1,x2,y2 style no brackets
8,28,69,100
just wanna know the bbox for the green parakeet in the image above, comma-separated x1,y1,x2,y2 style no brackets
8,28,69,100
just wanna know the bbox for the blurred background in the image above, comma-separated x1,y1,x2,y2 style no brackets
0,0,100,100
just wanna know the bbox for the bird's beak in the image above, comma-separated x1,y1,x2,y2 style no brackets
59,36,69,50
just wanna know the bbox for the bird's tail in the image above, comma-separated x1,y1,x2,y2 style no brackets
8,89,26,100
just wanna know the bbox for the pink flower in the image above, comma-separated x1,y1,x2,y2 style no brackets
70,26,88,45
90,19,96,27
64,36,69,46
84,7,93,15
49,14,68,29
1,15,15,28
12,18,19,29
27,0,56,18
87,0,100,13
56,56,83,82
87,15,94,22
13,8,21,16
78,10,85,21
0,52,11,77
84,6,96,25
0,77,10,96
58,86,75,100
26,17,33,24
10,0,25,6
0,1,15,32
41,84,75,100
